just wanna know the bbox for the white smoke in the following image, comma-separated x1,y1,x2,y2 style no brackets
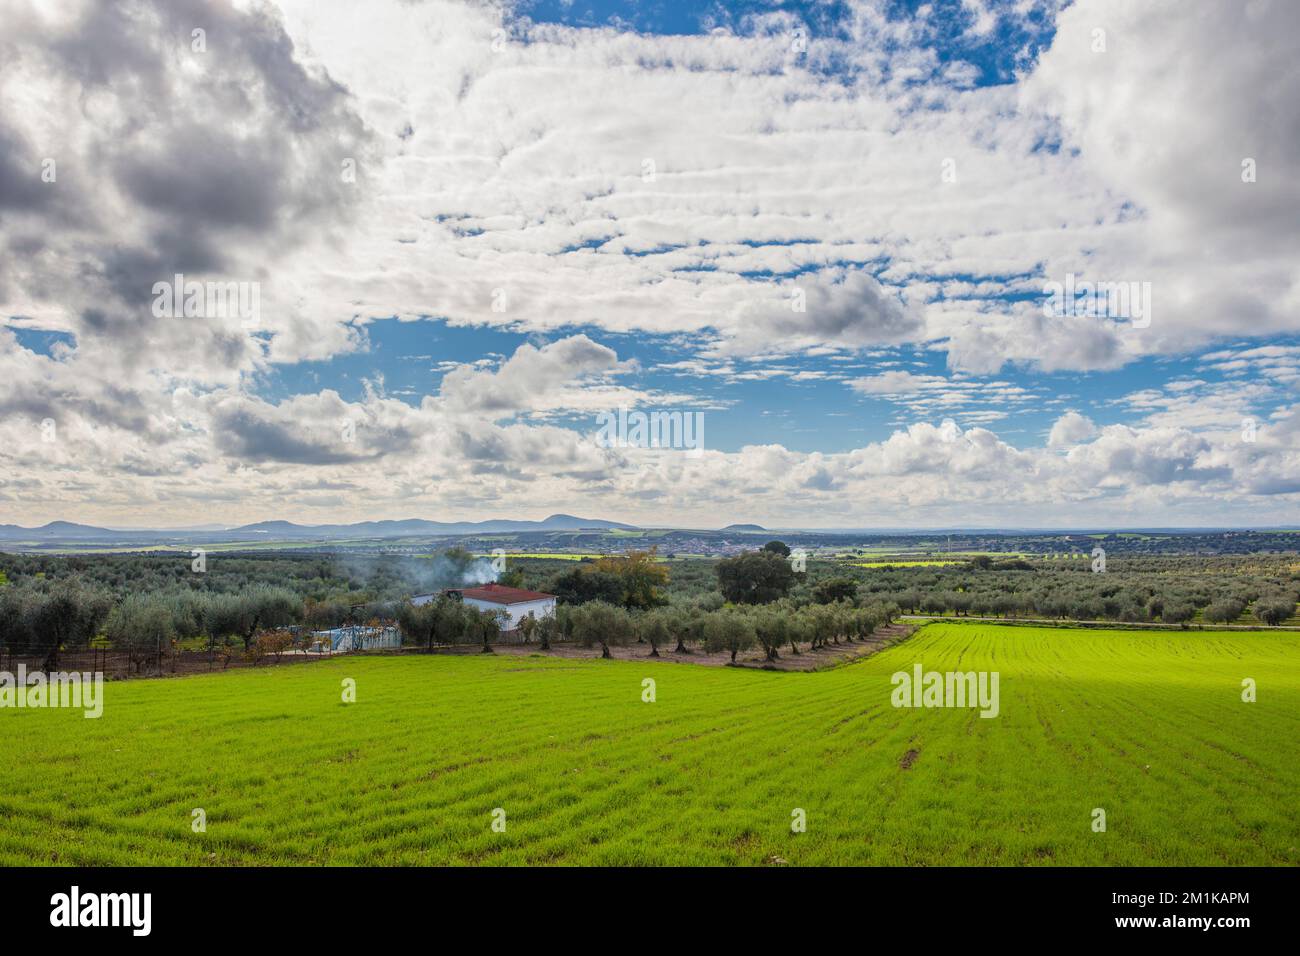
460,558,499,586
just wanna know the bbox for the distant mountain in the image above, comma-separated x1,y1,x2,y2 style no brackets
234,520,305,534
0,514,640,545
720,523,767,532
0,521,129,540
229,514,638,536
537,514,633,530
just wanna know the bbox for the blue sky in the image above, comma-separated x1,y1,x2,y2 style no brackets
207,0,1290,460
2,0,1299,528
189,318,1296,458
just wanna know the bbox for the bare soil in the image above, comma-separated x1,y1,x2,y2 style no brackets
1,647,341,681
431,622,916,671
13,623,915,682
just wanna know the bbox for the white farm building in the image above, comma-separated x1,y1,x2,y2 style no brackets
412,583,557,632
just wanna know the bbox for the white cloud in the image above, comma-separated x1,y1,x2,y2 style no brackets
2,0,1298,527
1019,0,1300,356
848,370,939,394
1048,411,1097,447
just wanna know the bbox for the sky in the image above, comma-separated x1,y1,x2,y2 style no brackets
0,0,1298,530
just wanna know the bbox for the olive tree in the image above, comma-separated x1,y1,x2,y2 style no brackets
572,601,631,659
468,606,508,653
0,587,36,660
29,584,110,669
204,587,302,652
704,609,755,664
636,610,670,657
1202,598,1245,624
664,606,696,654
105,595,176,674
534,613,557,651
752,607,787,662
1253,596,1296,626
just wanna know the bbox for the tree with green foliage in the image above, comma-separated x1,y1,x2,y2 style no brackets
498,568,526,589
716,550,796,605
662,607,694,654
549,567,625,606
751,607,788,661
806,603,839,650
160,590,208,642
596,549,670,609
813,577,858,605
398,597,465,651
1203,598,1245,624
440,547,477,581
0,587,35,658
304,597,351,631
636,609,670,657
105,595,175,674
29,583,110,669
703,609,755,663
894,589,921,614
571,601,631,658
534,613,557,650
470,607,506,653
204,586,302,652
785,608,808,655
1253,595,1296,626
762,540,791,557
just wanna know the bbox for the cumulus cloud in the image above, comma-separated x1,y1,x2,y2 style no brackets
207,390,420,465
722,270,923,355
1048,411,1097,448
1019,0,1300,356
439,335,623,417
0,0,371,458
849,370,938,395
2,0,1298,527
2,0,367,303
847,369,1034,425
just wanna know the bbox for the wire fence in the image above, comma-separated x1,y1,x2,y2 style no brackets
0,646,344,680
1,634,554,680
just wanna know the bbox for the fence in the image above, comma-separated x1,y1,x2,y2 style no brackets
309,625,402,652
0,645,349,681
1,629,551,681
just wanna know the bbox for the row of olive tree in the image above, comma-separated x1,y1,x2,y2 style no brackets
396,595,508,653
886,583,1297,627
0,583,110,668
0,582,306,668
544,599,896,662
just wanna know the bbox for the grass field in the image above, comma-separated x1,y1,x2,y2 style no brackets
476,552,602,561
850,559,965,568
1,623,1296,866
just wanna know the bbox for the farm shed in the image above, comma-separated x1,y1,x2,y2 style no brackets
310,625,402,653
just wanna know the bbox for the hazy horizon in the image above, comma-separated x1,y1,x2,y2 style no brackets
6,515,1300,536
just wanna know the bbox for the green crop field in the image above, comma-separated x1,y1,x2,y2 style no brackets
851,559,965,568
1,624,1296,866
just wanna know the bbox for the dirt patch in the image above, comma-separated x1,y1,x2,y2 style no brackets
899,748,920,770
48,622,916,684
1,647,341,682
473,623,916,672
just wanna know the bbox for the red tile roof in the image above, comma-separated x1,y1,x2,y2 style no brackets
455,583,556,605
